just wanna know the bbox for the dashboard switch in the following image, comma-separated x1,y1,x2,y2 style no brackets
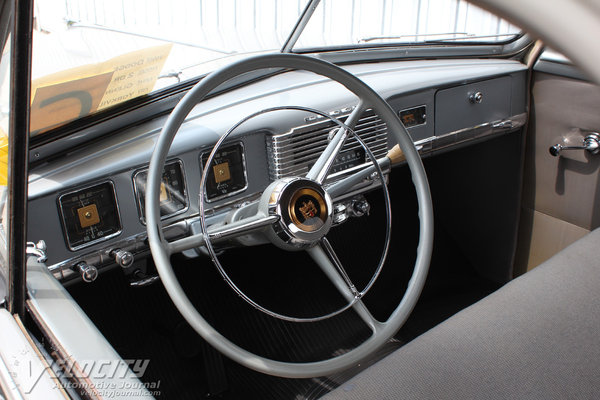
352,199,371,217
333,203,348,224
111,249,134,268
75,262,98,283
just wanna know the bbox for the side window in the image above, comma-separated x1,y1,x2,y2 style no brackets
0,35,10,281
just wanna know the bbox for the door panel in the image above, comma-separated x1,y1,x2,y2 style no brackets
516,63,600,274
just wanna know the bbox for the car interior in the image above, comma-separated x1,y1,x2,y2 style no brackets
1,0,599,399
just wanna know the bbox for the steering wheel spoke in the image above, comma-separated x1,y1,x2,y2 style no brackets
168,213,279,254
327,156,391,199
306,101,366,184
307,238,383,332
167,232,206,255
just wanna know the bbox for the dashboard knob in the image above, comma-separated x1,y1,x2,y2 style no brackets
352,199,370,216
333,203,348,224
469,91,483,104
111,249,134,268
75,262,98,283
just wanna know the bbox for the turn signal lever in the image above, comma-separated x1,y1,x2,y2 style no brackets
549,133,600,157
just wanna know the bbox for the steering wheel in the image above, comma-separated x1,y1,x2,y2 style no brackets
146,53,433,378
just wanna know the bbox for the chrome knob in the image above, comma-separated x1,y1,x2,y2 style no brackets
549,133,600,157
111,249,134,268
352,199,370,217
75,262,98,283
333,203,348,224
469,91,483,104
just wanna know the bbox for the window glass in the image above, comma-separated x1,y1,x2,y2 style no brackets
295,0,521,49
0,35,10,278
31,0,307,136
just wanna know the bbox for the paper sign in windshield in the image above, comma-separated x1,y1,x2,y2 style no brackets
30,44,172,135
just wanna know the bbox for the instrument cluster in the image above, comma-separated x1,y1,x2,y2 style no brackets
57,144,250,254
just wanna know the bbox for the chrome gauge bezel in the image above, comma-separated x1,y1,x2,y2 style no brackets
132,158,189,225
199,141,249,203
57,180,123,251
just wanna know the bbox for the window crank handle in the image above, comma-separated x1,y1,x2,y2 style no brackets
549,133,600,157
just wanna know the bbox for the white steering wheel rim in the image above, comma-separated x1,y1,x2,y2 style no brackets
146,53,434,378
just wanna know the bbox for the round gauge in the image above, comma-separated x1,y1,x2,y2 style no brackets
58,181,122,250
134,160,187,222
200,142,248,201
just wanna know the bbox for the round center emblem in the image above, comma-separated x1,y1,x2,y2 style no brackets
289,188,327,232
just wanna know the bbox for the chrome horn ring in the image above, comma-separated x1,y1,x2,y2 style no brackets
199,105,392,323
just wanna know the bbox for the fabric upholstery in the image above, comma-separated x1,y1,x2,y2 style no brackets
323,228,600,399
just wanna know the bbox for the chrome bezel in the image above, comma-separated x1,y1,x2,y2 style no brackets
199,141,249,203
267,177,333,248
132,158,189,225
398,104,427,128
57,180,123,252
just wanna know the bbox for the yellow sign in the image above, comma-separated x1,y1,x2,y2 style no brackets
30,43,172,135
30,72,114,133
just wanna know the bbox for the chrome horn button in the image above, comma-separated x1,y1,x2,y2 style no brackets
260,177,333,250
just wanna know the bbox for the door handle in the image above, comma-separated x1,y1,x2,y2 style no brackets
549,133,600,157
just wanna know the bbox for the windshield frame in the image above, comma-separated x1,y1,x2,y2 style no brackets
3,0,33,319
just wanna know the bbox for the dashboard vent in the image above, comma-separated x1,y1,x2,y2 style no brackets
266,109,388,181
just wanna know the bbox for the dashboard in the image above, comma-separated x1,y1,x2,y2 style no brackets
27,58,527,284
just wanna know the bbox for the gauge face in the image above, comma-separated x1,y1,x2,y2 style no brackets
200,143,248,201
58,181,122,250
134,160,187,222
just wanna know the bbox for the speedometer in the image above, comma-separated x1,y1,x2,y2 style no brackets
58,181,122,251
133,159,188,223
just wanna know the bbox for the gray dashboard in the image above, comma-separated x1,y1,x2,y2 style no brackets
26,58,527,283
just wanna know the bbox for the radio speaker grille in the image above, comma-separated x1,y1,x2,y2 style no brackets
266,109,388,181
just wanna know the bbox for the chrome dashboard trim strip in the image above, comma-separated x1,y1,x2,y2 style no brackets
412,113,527,158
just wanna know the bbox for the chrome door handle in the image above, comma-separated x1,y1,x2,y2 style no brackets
549,133,600,156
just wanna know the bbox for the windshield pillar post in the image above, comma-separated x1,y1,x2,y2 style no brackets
281,0,321,53
6,0,33,319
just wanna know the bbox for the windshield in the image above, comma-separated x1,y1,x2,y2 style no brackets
295,0,520,49
31,0,521,137
31,0,308,135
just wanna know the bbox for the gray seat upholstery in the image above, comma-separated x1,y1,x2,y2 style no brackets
323,228,600,399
